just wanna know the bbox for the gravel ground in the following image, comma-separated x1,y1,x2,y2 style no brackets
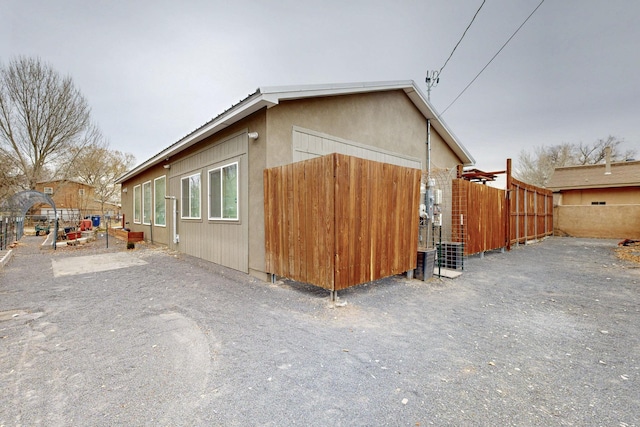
0,234,639,426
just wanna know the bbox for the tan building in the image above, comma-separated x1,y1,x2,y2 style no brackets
33,180,96,219
547,160,640,238
116,81,475,280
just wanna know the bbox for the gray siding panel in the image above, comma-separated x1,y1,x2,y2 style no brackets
168,132,249,273
292,126,422,169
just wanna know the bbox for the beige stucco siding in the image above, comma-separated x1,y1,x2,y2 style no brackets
554,205,640,239
247,111,268,278
428,129,461,171
559,187,640,205
265,91,429,170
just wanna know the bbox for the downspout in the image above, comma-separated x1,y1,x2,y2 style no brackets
165,196,179,244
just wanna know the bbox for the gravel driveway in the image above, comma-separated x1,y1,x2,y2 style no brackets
1,235,638,426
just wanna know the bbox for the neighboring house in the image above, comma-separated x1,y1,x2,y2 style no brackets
34,180,95,220
116,81,475,280
33,180,121,221
547,159,640,238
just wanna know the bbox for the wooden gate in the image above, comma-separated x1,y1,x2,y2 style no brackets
264,153,421,292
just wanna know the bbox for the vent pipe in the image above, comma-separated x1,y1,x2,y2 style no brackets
605,146,612,175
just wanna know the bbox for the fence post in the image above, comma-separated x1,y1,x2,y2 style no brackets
533,191,538,240
505,159,512,251
515,185,520,247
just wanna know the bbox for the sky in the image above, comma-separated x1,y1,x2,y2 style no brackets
1,0,638,175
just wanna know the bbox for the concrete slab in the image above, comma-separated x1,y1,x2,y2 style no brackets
51,252,147,278
433,267,463,279
0,249,12,269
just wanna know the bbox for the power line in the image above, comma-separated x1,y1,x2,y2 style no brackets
439,0,546,117
438,0,486,77
426,0,486,100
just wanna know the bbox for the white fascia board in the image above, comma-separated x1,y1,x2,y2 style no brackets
403,85,475,166
116,94,274,184
260,80,475,166
259,80,415,102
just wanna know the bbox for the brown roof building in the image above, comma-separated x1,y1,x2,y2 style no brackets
547,160,640,238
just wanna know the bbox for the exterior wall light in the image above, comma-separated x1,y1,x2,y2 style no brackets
248,132,259,140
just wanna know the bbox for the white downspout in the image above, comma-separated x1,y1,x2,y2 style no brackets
165,196,179,244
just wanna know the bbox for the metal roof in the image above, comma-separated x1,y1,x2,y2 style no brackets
547,160,640,190
116,80,475,183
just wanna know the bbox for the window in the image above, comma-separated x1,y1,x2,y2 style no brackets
142,181,152,225
133,185,141,223
78,188,85,196
43,187,53,195
154,176,166,226
591,201,606,205
181,173,201,219
209,162,238,220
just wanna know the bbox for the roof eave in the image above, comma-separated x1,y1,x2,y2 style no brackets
549,182,639,191
117,80,476,183
116,92,273,184
402,85,475,166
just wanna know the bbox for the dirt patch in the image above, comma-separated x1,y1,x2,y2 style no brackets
615,240,640,265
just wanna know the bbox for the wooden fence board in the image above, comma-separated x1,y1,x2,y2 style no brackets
265,153,420,292
453,173,551,256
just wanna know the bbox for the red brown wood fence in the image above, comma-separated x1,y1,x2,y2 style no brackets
452,159,553,255
264,153,421,291
507,176,553,248
452,179,507,255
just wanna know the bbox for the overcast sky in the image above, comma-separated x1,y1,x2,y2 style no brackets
2,0,638,173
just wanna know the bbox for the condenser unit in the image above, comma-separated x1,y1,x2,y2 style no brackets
436,242,464,270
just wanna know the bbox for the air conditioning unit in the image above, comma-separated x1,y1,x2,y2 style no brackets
436,242,464,270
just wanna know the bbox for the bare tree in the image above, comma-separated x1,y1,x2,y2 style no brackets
68,142,136,215
0,150,21,203
515,136,636,187
0,57,93,190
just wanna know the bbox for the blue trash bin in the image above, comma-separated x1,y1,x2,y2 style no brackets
91,215,101,227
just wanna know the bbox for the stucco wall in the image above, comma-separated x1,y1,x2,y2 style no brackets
560,187,640,205
265,90,431,170
428,128,461,171
554,205,640,239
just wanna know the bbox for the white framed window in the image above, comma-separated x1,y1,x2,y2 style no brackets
142,181,152,225
208,162,239,220
133,184,141,223
43,187,53,195
181,173,201,219
154,176,166,227
78,188,85,196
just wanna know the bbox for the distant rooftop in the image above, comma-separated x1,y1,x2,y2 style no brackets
547,160,640,190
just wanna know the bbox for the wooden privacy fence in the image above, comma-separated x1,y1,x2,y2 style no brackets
452,179,506,255
507,176,553,247
264,153,421,292
452,161,553,255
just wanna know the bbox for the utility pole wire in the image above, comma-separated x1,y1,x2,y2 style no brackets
438,0,486,77
439,0,546,117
